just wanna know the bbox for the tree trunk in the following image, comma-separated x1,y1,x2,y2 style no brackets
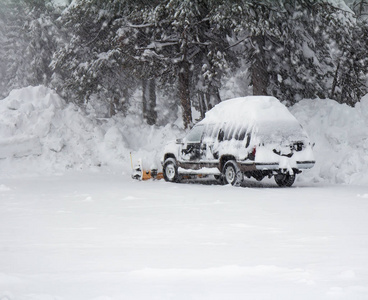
211,86,221,106
142,78,157,125
142,78,148,121
179,61,192,129
147,78,157,125
198,86,221,121
330,61,340,100
121,87,129,116
198,92,206,120
252,35,269,96
109,97,119,117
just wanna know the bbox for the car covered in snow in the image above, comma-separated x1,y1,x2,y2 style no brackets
162,96,315,187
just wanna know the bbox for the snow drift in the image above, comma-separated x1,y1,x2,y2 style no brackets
290,97,368,185
0,85,367,185
0,86,181,175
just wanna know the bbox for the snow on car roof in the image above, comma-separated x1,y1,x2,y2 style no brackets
200,96,299,125
199,96,308,144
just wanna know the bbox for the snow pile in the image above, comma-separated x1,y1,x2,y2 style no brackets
290,97,368,185
203,96,298,124
0,85,367,185
0,86,181,176
203,96,310,145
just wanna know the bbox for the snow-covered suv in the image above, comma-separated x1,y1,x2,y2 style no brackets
162,96,315,187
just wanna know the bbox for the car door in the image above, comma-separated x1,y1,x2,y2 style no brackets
201,124,220,161
180,124,205,162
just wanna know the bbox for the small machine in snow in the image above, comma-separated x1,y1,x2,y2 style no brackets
131,155,164,181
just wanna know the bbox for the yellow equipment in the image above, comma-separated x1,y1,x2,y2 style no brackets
131,153,163,181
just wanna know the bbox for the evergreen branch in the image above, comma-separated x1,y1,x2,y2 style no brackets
226,36,250,50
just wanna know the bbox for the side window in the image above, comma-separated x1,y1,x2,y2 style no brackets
235,127,251,147
220,125,237,141
224,127,235,141
185,125,204,143
234,127,244,140
245,134,251,148
202,124,217,143
218,126,234,142
217,125,250,145
218,129,224,142
236,127,248,140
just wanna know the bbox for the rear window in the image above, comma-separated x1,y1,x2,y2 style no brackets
256,121,308,144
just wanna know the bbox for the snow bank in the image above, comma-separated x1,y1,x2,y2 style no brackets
290,97,368,185
0,85,367,185
0,86,181,176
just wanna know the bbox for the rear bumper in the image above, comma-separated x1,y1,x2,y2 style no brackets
255,161,315,171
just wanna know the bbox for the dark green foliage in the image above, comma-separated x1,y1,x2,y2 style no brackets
215,0,359,105
51,0,135,115
330,0,368,105
0,0,59,98
127,0,238,127
1,0,368,126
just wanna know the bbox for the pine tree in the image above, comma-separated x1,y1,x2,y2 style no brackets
126,0,236,128
330,0,368,105
51,0,139,116
216,0,357,105
0,0,59,98
114,0,161,124
0,4,7,97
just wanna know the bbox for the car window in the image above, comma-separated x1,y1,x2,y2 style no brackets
218,128,224,142
234,127,245,140
218,124,249,142
224,126,235,141
185,125,204,143
202,124,218,143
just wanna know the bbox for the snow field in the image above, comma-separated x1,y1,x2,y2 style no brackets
1,173,368,299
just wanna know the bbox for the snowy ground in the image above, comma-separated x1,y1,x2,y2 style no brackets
1,171,368,300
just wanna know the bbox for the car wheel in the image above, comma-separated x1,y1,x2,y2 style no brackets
163,158,180,183
274,173,296,187
222,160,243,186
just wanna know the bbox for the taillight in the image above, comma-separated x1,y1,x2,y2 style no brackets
249,146,256,160
252,147,256,157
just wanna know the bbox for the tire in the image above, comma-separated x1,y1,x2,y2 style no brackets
274,173,296,187
222,160,243,186
163,158,180,183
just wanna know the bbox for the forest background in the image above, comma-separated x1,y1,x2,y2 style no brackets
1,0,368,129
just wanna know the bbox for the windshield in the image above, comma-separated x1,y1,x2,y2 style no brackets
185,125,204,143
